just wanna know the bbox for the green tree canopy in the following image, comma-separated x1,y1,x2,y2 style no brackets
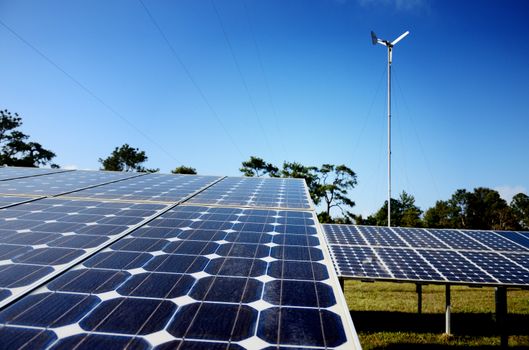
316,164,357,223
240,156,278,177
366,191,422,227
0,109,56,167
511,193,529,230
423,187,520,230
171,166,197,175
99,144,158,172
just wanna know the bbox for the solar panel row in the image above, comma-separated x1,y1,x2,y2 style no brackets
0,167,360,349
324,224,529,287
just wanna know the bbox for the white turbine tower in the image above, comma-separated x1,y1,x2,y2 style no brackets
371,30,409,227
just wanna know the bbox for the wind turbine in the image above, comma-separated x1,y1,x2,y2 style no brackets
371,30,409,227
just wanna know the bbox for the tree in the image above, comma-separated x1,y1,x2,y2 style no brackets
171,166,197,175
0,109,57,167
240,156,278,177
511,193,529,230
424,200,457,228
465,187,512,230
99,144,158,172
423,187,519,230
367,191,422,227
316,164,357,223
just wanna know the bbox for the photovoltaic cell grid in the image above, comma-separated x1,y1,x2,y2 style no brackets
0,167,67,181
0,198,167,306
61,173,222,203
0,170,142,196
0,168,359,349
323,224,529,287
187,177,312,210
0,205,358,349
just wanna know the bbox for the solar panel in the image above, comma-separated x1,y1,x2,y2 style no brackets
0,167,68,181
0,198,167,306
0,168,360,349
0,205,359,349
0,170,142,196
323,224,529,287
187,177,312,210
61,173,222,203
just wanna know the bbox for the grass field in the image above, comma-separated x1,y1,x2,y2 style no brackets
343,280,529,349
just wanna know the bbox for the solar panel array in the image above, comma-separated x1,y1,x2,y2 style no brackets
0,167,360,350
323,224,529,287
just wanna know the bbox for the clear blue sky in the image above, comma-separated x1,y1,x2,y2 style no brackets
1,0,528,217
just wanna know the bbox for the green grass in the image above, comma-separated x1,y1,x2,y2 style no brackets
343,281,529,349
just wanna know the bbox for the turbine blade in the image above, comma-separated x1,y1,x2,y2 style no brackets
391,31,410,46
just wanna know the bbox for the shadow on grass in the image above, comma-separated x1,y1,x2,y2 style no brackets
350,310,529,336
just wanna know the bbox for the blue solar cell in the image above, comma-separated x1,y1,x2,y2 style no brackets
145,254,209,273
216,243,269,258
0,264,54,288
80,298,176,335
263,280,336,307
167,303,257,341
110,237,169,252
48,269,130,294
271,245,324,261
0,292,98,327
84,251,153,270
189,276,263,303
13,247,85,265
0,327,56,349
0,244,32,260
163,240,219,255
50,334,149,350
117,272,195,298
48,234,109,249
268,261,329,281
257,308,346,347
206,257,267,277
155,340,244,350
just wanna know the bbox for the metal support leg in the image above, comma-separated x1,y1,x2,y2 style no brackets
339,277,344,292
445,284,451,335
495,287,508,348
416,284,422,314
